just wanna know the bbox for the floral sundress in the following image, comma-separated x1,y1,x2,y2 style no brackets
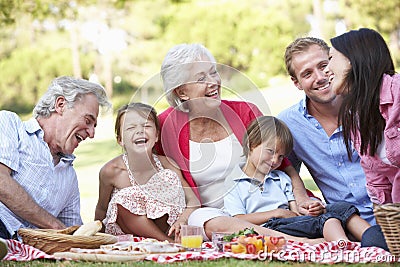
104,154,186,235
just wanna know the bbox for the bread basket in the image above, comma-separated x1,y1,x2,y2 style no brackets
18,227,118,254
374,203,400,257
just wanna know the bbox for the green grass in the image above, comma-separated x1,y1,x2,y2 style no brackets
73,139,121,169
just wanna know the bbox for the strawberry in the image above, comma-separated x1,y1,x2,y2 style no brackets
246,243,257,254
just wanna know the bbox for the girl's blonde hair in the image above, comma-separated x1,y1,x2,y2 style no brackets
115,102,159,144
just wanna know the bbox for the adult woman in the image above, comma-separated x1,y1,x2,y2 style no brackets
325,28,399,204
156,43,319,242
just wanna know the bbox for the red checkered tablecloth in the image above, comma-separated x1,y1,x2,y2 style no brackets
3,238,398,264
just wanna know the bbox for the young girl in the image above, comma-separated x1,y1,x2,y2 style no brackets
224,116,387,249
325,28,399,204
95,103,199,242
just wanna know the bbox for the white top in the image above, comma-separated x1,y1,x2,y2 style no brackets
377,138,390,164
189,133,243,208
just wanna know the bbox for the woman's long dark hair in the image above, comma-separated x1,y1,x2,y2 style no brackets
331,28,395,159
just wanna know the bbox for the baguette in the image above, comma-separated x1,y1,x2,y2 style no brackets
73,220,102,236
58,225,80,235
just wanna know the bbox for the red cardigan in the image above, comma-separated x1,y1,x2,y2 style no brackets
155,100,291,201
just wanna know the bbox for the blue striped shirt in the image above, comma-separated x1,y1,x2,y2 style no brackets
0,111,82,236
278,97,375,225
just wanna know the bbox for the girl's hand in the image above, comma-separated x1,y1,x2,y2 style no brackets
168,217,187,243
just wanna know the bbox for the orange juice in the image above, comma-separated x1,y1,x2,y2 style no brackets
181,235,203,249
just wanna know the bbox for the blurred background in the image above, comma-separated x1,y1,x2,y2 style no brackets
0,0,399,114
1,0,399,222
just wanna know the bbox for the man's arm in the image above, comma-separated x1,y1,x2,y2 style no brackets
283,165,309,202
283,165,324,215
0,163,66,230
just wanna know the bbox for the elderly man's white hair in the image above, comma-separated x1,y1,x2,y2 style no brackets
33,76,111,118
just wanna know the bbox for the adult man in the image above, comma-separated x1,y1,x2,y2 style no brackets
277,37,375,225
0,76,111,239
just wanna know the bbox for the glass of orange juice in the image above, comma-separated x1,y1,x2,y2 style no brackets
181,225,203,251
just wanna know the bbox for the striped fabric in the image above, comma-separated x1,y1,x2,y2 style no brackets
3,238,398,263
0,111,82,237
3,239,54,261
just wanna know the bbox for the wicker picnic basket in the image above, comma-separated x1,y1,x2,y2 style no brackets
18,227,118,255
374,203,400,257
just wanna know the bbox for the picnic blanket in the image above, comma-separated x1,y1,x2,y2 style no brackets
3,238,398,264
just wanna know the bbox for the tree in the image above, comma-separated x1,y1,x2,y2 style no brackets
0,0,79,26
339,0,399,35
159,0,312,87
1,0,398,113
338,0,400,60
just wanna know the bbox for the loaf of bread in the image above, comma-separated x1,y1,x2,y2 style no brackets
72,220,102,236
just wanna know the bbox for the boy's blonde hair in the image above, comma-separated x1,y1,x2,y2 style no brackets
243,116,293,157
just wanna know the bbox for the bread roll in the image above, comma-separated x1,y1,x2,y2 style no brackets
58,225,80,235
73,220,102,236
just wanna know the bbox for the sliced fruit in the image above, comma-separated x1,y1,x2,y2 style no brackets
231,243,246,254
246,243,257,254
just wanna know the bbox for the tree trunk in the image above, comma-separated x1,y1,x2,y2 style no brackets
70,23,82,79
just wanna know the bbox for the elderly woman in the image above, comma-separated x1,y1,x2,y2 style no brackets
156,43,317,242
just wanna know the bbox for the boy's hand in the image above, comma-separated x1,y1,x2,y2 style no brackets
274,208,298,218
306,201,325,216
296,204,310,215
297,199,325,216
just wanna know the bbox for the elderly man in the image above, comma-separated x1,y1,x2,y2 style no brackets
0,76,111,239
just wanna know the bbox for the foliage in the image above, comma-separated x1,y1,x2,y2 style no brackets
0,0,72,25
0,34,96,113
0,0,399,113
339,0,400,36
160,0,311,86
0,0,106,26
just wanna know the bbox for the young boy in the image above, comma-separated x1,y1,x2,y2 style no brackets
223,116,374,242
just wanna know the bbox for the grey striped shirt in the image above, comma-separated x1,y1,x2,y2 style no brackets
0,111,82,236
